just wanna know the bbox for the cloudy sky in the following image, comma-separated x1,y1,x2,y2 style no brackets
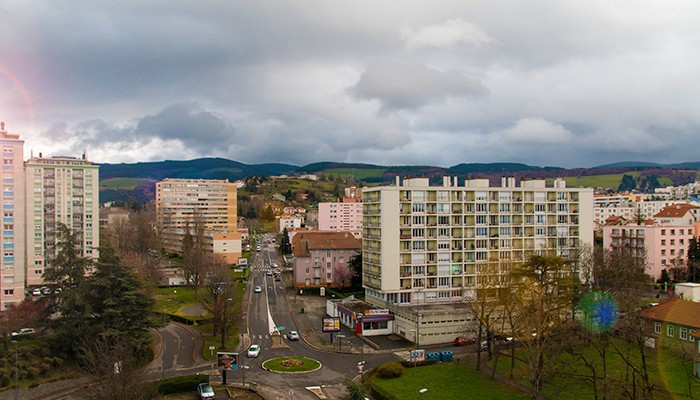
1,1,698,168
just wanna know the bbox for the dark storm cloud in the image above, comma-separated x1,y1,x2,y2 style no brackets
3,1,700,167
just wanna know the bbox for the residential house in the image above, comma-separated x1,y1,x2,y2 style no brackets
292,231,360,289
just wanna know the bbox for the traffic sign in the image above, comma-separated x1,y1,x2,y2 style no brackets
277,326,286,331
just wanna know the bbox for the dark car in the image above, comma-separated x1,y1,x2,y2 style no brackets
454,336,476,346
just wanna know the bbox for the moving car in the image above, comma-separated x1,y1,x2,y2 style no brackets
287,331,300,341
453,336,476,346
247,344,260,358
31,288,42,296
254,286,262,293
196,383,216,399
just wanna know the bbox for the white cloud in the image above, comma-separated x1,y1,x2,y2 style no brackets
402,18,492,49
502,117,574,144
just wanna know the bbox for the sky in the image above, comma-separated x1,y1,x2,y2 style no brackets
1,1,699,168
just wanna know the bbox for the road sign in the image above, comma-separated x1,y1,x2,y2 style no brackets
358,364,364,372
277,326,286,331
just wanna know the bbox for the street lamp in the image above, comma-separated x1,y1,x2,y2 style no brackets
11,340,18,400
162,306,167,381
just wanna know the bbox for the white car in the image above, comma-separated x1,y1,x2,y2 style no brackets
254,286,262,293
12,328,35,337
287,331,300,341
247,344,260,358
31,288,42,296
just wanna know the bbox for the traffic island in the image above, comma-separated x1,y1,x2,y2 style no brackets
261,356,322,374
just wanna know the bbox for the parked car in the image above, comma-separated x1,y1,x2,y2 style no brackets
196,383,216,399
12,328,35,337
247,344,260,358
453,336,476,346
254,286,262,293
287,331,300,341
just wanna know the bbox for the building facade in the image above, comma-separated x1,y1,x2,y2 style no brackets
362,176,594,344
0,124,25,310
292,231,360,288
24,154,100,288
155,178,241,262
318,197,363,239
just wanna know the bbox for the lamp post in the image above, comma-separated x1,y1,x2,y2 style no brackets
11,340,18,400
162,306,167,381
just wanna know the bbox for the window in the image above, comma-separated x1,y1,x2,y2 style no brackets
691,330,696,342
3,289,13,295
680,327,688,340
654,323,661,334
667,325,675,337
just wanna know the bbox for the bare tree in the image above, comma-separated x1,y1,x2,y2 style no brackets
469,261,505,371
333,264,353,288
77,336,159,400
182,212,210,299
201,260,238,348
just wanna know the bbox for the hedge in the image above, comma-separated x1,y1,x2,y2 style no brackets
156,374,209,395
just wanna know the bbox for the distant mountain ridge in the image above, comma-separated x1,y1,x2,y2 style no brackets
98,158,700,203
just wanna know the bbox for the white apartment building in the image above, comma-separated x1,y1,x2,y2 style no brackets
156,178,241,263
362,176,594,344
0,124,25,310
318,197,363,239
24,154,100,287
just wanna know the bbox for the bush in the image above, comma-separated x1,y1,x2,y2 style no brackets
156,374,208,395
26,366,40,378
0,375,9,388
375,362,404,379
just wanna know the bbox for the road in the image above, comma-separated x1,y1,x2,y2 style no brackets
235,234,397,398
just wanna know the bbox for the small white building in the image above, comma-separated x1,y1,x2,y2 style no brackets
676,283,700,302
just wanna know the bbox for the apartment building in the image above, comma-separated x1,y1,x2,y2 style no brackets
603,204,700,279
362,176,594,344
0,124,25,310
291,231,360,289
155,178,241,263
24,154,100,287
318,197,363,239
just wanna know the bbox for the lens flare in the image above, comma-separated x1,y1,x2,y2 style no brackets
577,291,619,333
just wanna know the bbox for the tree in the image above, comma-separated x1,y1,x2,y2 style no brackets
280,228,293,255
687,238,700,283
201,261,238,349
347,252,363,290
469,261,504,371
510,255,576,399
333,264,353,288
0,300,48,351
43,222,93,289
260,205,275,222
77,336,159,400
181,214,210,298
339,379,367,400
618,174,636,192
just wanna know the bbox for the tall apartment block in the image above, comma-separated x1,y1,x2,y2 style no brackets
318,197,363,238
0,123,25,310
156,178,241,263
24,154,100,288
362,177,594,344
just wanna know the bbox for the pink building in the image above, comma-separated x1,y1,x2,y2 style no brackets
318,197,363,239
603,204,700,279
292,231,360,289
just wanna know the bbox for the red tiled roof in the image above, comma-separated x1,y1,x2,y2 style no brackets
653,203,699,219
641,299,700,328
292,231,360,257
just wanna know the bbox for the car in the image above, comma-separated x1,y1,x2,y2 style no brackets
287,331,300,341
31,288,42,296
196,382,216,399
254,286,262,293
42,287,51,295
266,271,273,276
256,246,261,252
12,328,36,337
272,263,279,269
247,344,260,358
453,336,476,346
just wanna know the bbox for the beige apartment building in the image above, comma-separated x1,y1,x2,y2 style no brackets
0,124,25,310
24,154,100,288
362,176,594,344
156,178,241,264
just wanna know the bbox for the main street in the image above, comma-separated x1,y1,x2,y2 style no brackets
235,235,397,398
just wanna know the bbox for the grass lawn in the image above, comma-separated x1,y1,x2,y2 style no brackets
489,337,699,400
371,362,530,400
100,177,154,189
324,168,387,180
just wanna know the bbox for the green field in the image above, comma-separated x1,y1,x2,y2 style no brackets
546,172,676,189
371,362,530,400
324,168,387,180
100,177,154,190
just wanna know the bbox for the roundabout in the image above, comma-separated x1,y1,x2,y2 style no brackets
262,356,322,374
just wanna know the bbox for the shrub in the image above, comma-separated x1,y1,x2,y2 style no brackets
0,375,9,387
375,362,404,379
26,366,40,378
156,374,208,395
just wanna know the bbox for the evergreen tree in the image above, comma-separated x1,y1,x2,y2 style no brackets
618,174,637,192
348,251,363,290
688,238,700,283
44,223,92,289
